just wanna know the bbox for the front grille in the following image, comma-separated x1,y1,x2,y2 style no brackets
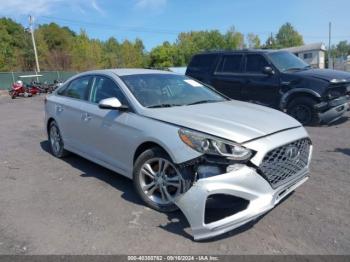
259,138,311,189
328,84,348,99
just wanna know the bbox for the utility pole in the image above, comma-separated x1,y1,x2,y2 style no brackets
269,32,273,46
328,22,332,69
29,15,40,72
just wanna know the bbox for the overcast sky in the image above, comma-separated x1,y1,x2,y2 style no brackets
0,0,349,50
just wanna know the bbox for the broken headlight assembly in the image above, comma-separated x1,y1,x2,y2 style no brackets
178,128,253,161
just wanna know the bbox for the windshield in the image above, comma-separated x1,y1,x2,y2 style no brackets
268,51,310,72
121,74,226,108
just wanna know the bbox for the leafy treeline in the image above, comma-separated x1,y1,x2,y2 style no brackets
0,18,348,72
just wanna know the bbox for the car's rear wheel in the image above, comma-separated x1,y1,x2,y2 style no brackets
48,121,69,158
133,148,184,212
287,97,319,126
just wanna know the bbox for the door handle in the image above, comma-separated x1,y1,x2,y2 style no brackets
81,112,92,122
56,105,64,113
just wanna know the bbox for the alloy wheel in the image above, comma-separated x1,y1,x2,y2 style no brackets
50,125,62,155
139,157,183,205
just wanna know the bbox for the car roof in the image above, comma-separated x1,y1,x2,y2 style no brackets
80,68,176,77
195,49,286,56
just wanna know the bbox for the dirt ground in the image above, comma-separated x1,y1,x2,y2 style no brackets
0,94,349,255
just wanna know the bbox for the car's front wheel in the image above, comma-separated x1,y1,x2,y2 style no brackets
287,97,320,126
48,121,69,158
133,147,186,212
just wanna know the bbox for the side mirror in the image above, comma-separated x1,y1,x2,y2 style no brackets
262,66,275,75
98,97,128,111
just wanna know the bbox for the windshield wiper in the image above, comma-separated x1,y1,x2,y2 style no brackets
285,66,311,72
147,103,182,108
186,100,219,106
285,67,304,71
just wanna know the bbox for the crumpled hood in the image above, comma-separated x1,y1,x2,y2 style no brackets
293,68,350,82
141,100,301,143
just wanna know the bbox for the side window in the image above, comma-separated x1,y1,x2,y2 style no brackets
187,54,217,73
216,55,243,73
245,54,269,73
303,53,313,59
90,76,127,105
61,76,91,100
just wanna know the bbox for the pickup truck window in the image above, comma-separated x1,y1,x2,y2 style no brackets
217,55,243,73
245,54,269,73
187,54,217,73
268,51,309,72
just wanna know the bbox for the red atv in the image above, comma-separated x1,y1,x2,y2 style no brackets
9,75,42,99
9,80,41,99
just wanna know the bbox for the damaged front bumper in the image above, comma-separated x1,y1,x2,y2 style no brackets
315,95,350,124
173,127,312,240
174,165,308,240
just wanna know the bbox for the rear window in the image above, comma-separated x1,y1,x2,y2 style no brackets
216,54,243,73
187,54,217,73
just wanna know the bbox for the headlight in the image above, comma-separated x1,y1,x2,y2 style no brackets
330,79,347,83
178,128,252,161
327,90,341,99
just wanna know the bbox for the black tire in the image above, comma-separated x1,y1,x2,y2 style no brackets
48,121,69,158
287,97,320,126
133,147,181,212
9,90,16,99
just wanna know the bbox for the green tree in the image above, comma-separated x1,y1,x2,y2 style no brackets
0,18,33,71
223,27,244,50
118,39,145,68
174,28,244,65
275,23,304,48
334,40,350,57
247,33,261,48
70,30,103,70
149,41,177,68
101,37,120,68
263,35,278,49
36,23,76,70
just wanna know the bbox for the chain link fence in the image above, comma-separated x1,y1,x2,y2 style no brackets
0,71,78,90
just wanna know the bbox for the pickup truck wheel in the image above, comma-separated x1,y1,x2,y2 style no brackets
133,147,184,212
287,97,319,125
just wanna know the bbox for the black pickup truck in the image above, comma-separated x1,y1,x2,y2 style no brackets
186,50,350,125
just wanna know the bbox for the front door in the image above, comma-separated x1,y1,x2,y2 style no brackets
241,54,280,108
81,75,131,173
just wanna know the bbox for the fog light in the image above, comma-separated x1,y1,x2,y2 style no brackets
226,164,245,173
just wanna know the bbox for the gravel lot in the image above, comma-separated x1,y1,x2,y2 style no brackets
0,94,349,255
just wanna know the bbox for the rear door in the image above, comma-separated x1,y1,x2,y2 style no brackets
186,54,218,84
210,54,244,99
54,75,93,152
240,54,280,108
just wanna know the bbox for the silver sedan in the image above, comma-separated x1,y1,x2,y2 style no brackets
45,69,312,240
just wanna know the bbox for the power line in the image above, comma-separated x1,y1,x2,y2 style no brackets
38,15,182,35
37,15,350,41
